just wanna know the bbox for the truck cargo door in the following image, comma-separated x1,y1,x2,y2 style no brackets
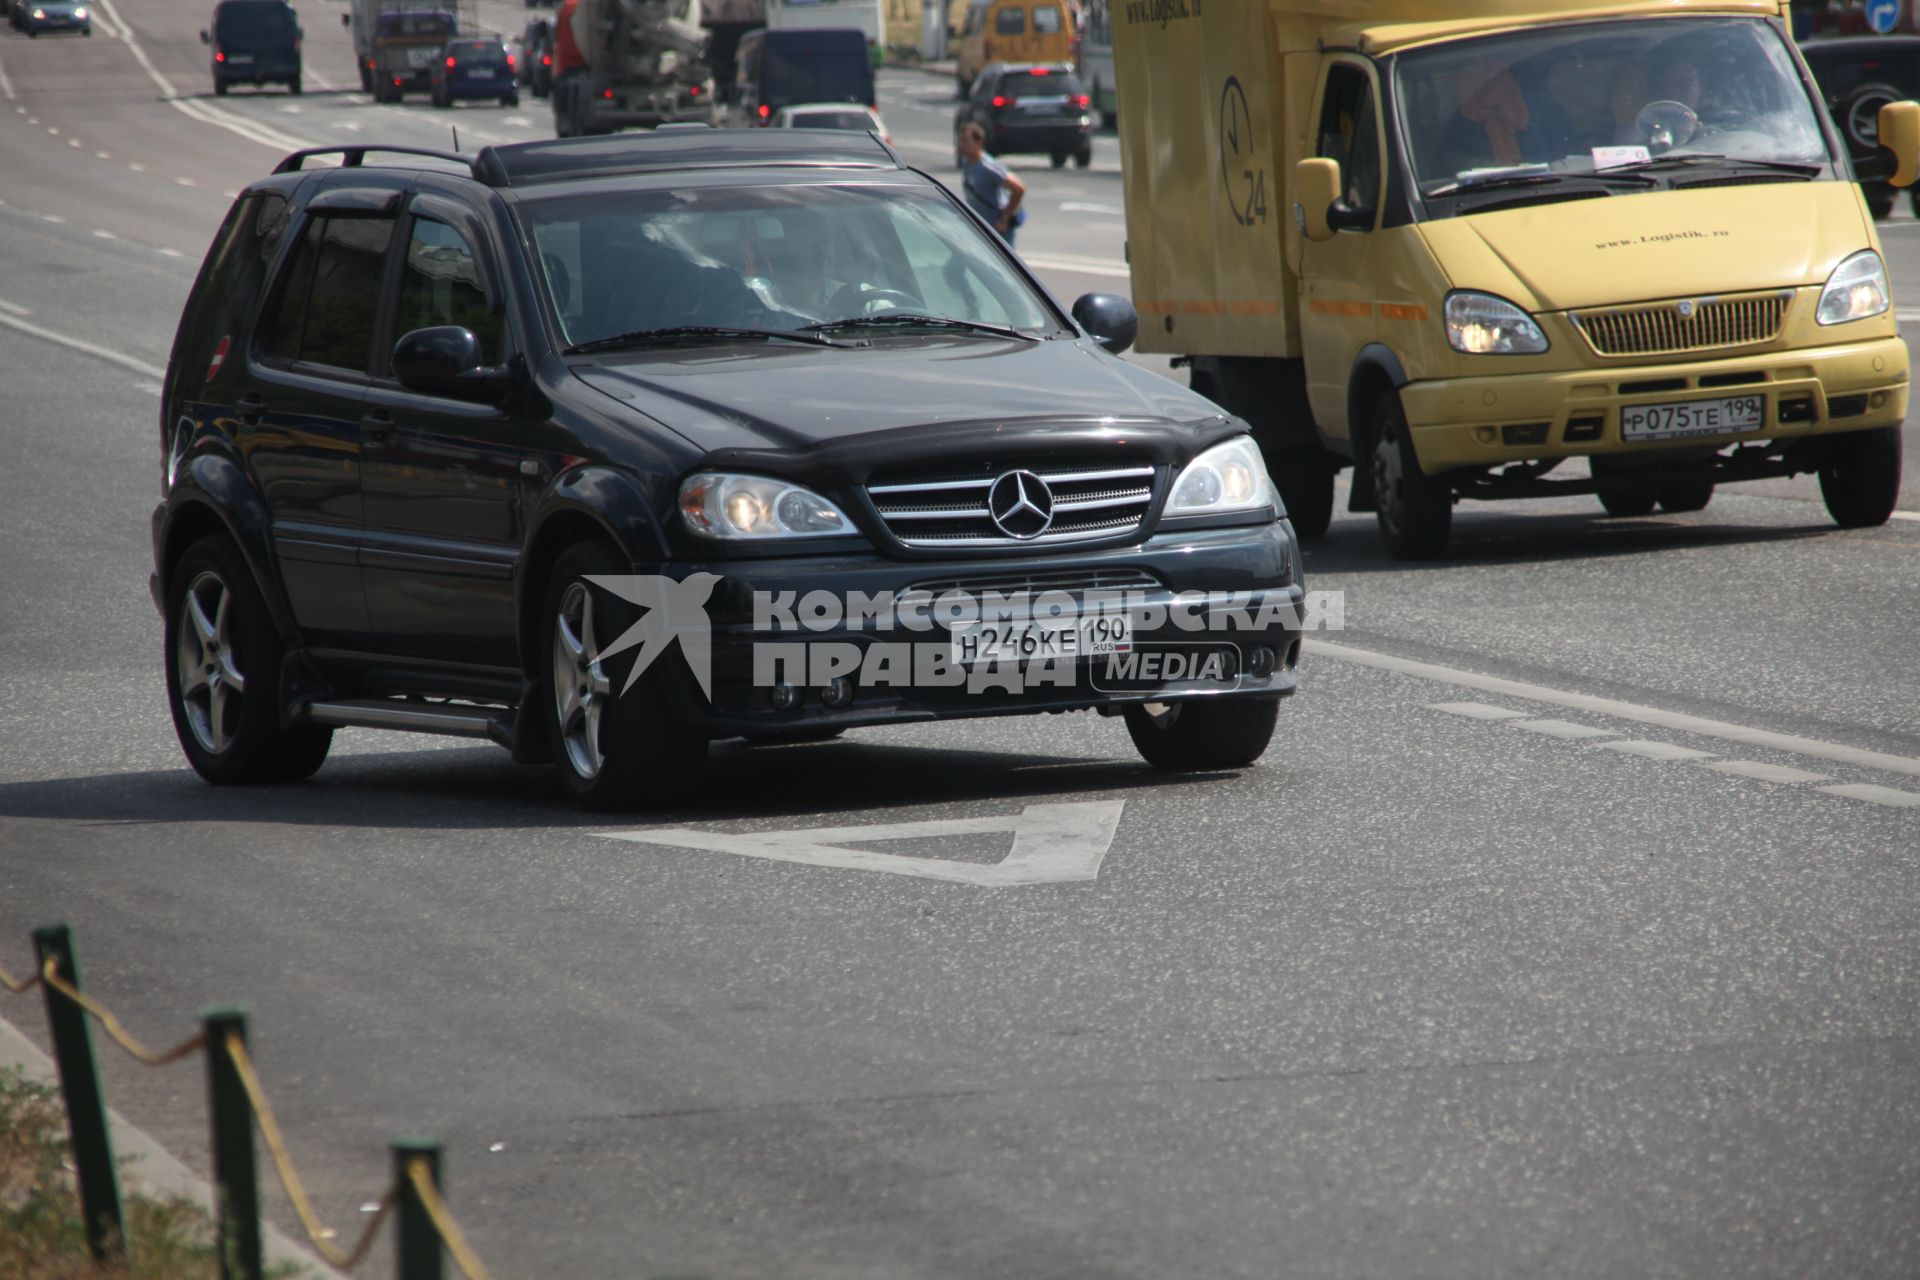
1299,60,1383,445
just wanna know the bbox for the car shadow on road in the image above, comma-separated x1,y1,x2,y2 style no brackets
1303,511,1842,575
0,738,1234,831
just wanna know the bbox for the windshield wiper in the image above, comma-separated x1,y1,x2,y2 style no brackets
1425,170,1658,198
564,325,860,355
801,314,1042,342
1614,153,1822,176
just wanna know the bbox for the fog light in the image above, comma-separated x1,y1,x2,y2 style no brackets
819,678,853,709
1246,645,1277,678
1871,392,1887,410
768,683,799,711
1474,426,1497,446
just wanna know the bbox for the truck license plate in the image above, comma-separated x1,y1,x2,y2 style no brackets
950,614,1132,666
406,47,436,67
1620,395,1764,442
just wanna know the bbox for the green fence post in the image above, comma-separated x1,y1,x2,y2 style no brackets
203,1006,262,1280
394,1137,444,1280
32,923,126,1264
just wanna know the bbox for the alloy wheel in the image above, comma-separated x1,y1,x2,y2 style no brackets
553,581,613,780
175,570,246,754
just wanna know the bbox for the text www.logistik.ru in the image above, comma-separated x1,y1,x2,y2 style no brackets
1595,229,1733,250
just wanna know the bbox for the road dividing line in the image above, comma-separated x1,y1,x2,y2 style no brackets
1817,783,1920,808
175,177,196,187
0,311,166,380
1598,740,1715,762
1892,511,1920,523
0,299,30,317
1309,637,1920,780
92,229,117,240
1701,761,1831,784
1508,718,1616,740
0,49,14,100
1430,701,1527,721
1023,252,1131,279
41,213,65,224
95,150,111,159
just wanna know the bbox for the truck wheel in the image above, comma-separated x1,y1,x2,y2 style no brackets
1597,489,1656,517
1656,481,1714,513
1370,391,1451,559
1272,446,1335,539
541,540,708,811
1819,426,1903,528
1075,145,1092,168
165,535,333,785
1123,698,1279,771
358,63,371,92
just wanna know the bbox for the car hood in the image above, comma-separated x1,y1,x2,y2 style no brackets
1418,181,1870,312
570,335,1226,462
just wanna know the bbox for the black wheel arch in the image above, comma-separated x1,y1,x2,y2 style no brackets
1344,344,1410,513
516,468,672,679
159,454,297,642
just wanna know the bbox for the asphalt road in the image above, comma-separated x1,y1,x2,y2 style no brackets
1,9,1918,1278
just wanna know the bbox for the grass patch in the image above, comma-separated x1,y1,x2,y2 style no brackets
0,1065,305,1279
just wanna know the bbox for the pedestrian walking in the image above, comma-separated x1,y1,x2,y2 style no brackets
957,123,1027,247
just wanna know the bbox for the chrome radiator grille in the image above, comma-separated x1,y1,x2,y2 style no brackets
867,461,1158,548
1573,292,1790,357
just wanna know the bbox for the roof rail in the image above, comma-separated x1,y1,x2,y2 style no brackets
272,145,479,176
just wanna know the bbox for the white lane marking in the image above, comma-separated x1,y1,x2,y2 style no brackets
279,104,302,114
0,48,14,100
1899,307,1920,322
1597,740,1715,762
0,299,30,317
1700,760,1831,784
1307,638,1920,780
95,150,111,160
1023,252,1130,279
1509,718,1617,740
1891,511,1920,522
175,177,196,187
0,311,166,379
41,213,66,224
46,126,59,135
1059,201,1125,215
501,115,534,127
1817,782,1920,808
67,138,81,148
128,162,145,172
92,229,117,240
600,801,1127,887
157,247,183,258
1429,701,1528,721
26,116,38,125
133,381,163,396
340,120,362,132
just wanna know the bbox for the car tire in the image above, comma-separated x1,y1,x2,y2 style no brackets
1050,151,1067,169
503,93,518,107
213,75,228,93
1656,480,1714,513
1370,390,1451,559
358,62,372,92
541,540,708,811
1271,445,1335,539
1819,425,1903,528
1123,698,1279,771
433,88,449,107
1868,189,1896,220
165,535,333,786
1597,488,1657,517
288,76,301,95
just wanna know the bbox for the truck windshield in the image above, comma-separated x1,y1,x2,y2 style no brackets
1394,18,1832,210
521,183,1061,350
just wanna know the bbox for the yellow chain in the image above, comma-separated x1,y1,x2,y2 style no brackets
40,959,206,1066
223,1033,398,1270
406,1158,497,1280
0,955,40,994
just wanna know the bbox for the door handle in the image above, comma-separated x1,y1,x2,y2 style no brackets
361,410,395,443
237,393,264,425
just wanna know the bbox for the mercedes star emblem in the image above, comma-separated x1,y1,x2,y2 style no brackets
988,470,1055,539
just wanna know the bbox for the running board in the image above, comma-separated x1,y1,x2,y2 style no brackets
297,698,513,744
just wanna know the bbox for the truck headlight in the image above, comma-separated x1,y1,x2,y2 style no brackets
679,472,852,540
1445,291,1549,355
1817,250,1890,326
1167,437,1276,517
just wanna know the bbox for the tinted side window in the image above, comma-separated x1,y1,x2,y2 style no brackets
994,5,1025,35
260,215,323,364
397,219,502,364
302,218,395,372
169,191,290,394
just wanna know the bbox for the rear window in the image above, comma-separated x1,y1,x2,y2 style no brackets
994,6,1025,35
789,109,874,130
1003,68,1081,97
1033,4,1062,33
214,1,295,37
376,12,454,37
451,41,506,64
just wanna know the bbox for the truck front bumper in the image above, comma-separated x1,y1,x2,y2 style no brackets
1401,335,1909,473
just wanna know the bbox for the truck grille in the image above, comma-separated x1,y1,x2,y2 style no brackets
1573,292,1790,357
867,462,1158,549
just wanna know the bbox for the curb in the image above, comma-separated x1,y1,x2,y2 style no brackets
0,1007,349,1280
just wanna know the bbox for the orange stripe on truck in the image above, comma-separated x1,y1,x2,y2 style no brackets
1308,298,1372,318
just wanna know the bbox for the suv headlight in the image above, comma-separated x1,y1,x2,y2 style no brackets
1817,250,1890,326
1445,290,1549,355
679,472,852,540
1166,436,1276,518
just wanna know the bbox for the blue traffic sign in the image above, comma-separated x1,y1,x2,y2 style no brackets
1868,0,1902,35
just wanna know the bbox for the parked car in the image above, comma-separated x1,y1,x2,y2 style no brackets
201,0,300,94
19,0,91,35
732,28,875,124
955,62,1092,168
151,131,1303,808
1799,34,1920,219
431,36,517,107
521,17,553,98
770,101,890,142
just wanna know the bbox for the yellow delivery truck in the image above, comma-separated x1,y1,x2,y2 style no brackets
1113,0,1919,557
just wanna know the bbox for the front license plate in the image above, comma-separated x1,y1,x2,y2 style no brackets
950,614,1132,666
1621,395,1765,442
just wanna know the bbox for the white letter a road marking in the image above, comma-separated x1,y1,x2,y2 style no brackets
595,801,1126,887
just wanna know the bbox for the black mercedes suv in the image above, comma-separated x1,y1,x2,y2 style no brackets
152,130,1304,809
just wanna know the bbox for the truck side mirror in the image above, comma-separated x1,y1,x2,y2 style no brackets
1294,157,1373,240
393,327,512,402
1072,292,1138,355
1879,100,1920,188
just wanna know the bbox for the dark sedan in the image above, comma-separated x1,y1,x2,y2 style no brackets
18,0,90,35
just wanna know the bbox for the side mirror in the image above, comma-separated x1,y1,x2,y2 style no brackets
1293,157,1372,241
392,326,512,401
1072,292,1138,356
199,27,210,42
1879,100,1920,188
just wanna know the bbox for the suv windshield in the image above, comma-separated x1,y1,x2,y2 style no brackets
522,183,1060,350
1396,17,1832,211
